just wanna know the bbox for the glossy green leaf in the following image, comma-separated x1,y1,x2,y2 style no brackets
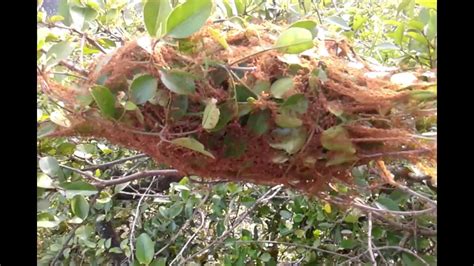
39,156,60,176
150,257,167,266
70,6,98,31
289,19,318,37
170,95,188,120
271,77,294,99
143,0,172,37
352,14,368,31
130,74,158,105
324,16,351,30
376,196,401,211
236,85,258,102
61,181,98,198
260,253,272,262
202,98,220,130
275,114,302,128
37,173,54,189
281,94,308,113
212,101,235,132
166,0,212,38
171,137,215,159
90,85,117,119
135,233,155,265
46,41,75,67
321,126,356,153
270,127,307,154
167,203,183,218
159,70,195,95
253,80,271,95
275,27,314,54
71,195,89,220
247,109,271,136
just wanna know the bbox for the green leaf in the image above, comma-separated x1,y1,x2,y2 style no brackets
271,77,294,99
270,127,307,154
150,257,167,266
135,233,155,265
236,85,258,102
212,101,235,132
324,16,351,30
352,14,368,31
281,94,308,113
168,203,183,218
375,42,400,50
409,90,437,101
289,19,318,37
341,239,357,249
279,210,292,219
130,74,158,105
159,70,195,95
247,109,271,136
143,0,172,37
168,95,187,122
321,126,356,154
61,181,98,198
166,0,212,38
90,85,117,119
208,27,229,49
202,98,220,130
376,196,400,211
416,0,436,9
253,80,271,95
70,6,98,31
46,41,75,67
37,173,54,189
260,253,272,262
275,113,302,128
58,0,72,26
39,156,60,176
124,101,138,111
171,137,215,159
275,28,314,54
71,195,89,220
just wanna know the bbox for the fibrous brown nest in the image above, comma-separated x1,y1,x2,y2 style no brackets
39,23,437,194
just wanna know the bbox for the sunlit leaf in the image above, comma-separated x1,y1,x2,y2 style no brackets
166,0,212,38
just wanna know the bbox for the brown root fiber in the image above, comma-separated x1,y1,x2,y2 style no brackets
41,24,437,194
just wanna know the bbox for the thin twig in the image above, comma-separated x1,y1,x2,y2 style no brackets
340,245,429,265
60,164,105,184
51,72,89,80
93,170,180,188
155,190,211,257
170,210,206,265
367,212,376,265
83,153,148,171
129,177,156,264
181,185,284,264
236,240,354,259
58,60,89,76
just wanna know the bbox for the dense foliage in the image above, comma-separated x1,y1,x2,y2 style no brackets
37,0,437,265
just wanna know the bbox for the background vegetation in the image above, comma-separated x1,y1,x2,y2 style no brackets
37,0,437,265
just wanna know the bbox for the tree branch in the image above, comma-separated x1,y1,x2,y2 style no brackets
82,153,148,171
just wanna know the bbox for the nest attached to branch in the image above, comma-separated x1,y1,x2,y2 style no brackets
39,23,437,194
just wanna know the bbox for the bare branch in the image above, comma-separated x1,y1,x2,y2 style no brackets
367,212,376,265
170,210,206,266
82,153,148,171
58,60,89,76
236,240,354,259
181,185,284,264
92,169,180,188
129,177,156,264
